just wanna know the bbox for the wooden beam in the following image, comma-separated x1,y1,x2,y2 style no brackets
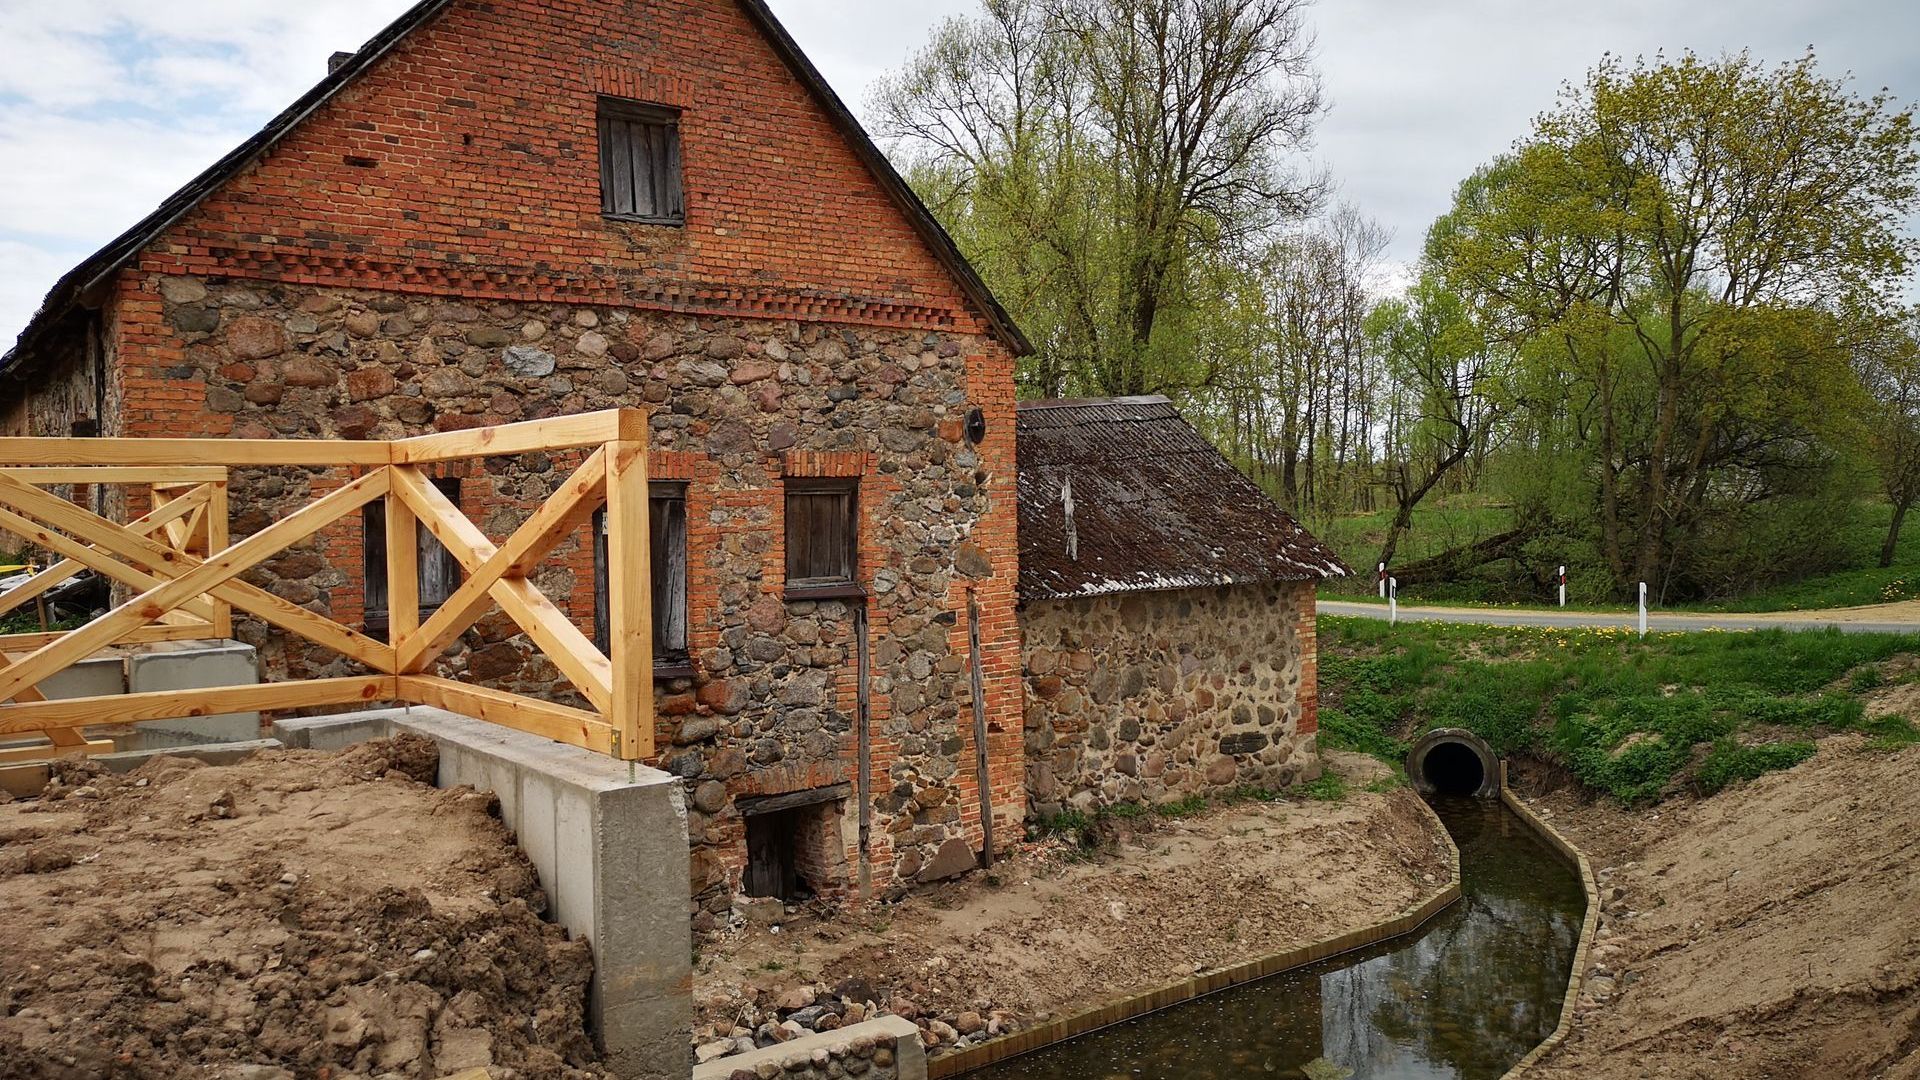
0,467,229,485
0,503,220,623
0,738,117,764
0,438,390,467
0,676,398,735
0,623,214,651
398,676,615,755
396,449,607,672
390,467,613,711
0,475,390,670
391,409,646,464
603,436,654,760
385,481,420,650
206,482,231,639
0,488,208,619
0,469,390,705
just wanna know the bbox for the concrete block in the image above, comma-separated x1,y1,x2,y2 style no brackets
34,653,126,702
689,1016,926,1080
126,641,261,744
276,706,692,1079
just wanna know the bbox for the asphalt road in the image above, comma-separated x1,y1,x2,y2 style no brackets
1319,600,1920,636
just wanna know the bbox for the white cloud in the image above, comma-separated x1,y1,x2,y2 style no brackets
2,0,1917,348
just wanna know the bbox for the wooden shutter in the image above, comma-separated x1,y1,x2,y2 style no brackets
593,484,688,664
598,98,684,224
785,482,857,590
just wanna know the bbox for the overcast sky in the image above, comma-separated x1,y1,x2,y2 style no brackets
3,0,1917,347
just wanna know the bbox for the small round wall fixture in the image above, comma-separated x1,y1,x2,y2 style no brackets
965,407,987,445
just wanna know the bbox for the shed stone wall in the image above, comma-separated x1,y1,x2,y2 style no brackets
1022,582,1321,816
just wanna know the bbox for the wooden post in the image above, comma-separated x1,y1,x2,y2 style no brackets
384,469,418,659
604,420,654,760
207,480,231,639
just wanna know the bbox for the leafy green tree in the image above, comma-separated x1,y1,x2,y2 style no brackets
871,0,1324,398
1861,314,1920,567
1431,50,1920,597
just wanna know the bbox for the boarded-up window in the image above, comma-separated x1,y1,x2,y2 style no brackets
364,477,462,630
785,480,858,594
593,483,689,667
598,98,684,224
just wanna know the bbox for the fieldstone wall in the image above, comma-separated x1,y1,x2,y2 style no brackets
1022,582,1321,817
98,272,1027,909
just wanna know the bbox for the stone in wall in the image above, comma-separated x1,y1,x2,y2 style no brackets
1022,582,1321,818
138,275,1023,907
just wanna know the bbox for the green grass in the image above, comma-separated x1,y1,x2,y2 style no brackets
1318,616,1920,803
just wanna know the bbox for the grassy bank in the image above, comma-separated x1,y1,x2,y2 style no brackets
1318,616,1920,803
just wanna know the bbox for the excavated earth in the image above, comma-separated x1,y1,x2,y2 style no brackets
0,736,609,1080
1523,735,1920,1079
691,751,1454,1064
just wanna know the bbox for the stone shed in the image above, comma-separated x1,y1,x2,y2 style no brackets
1016,397,1349,816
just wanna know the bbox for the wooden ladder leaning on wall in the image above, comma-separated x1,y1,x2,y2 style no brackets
0,408,656,765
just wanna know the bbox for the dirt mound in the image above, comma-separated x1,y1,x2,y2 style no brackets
0,736,609,1080
692,752,1454,1062
1531,736,1920,1079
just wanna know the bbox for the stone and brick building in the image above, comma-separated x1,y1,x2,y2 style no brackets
1014,397,1349,818
0,0,1031,911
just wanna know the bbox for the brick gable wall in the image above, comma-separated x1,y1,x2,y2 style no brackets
29,0,1028,907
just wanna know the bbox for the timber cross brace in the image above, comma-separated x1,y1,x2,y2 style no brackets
0,408,657,762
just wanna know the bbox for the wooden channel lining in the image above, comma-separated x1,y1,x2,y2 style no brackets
927,794,1466,1078
1496,762,1602,1079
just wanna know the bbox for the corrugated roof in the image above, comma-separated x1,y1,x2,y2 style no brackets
1,0,1031,380
1016,396,1348,602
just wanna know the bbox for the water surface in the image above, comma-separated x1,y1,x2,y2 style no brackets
966,797,1585,1080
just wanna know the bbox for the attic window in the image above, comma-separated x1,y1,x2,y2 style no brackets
597,98,684,225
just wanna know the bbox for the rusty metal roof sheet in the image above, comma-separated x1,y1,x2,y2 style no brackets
1015,396,1349,602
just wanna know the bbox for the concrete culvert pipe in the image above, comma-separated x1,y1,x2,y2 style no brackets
1406,729,1501,799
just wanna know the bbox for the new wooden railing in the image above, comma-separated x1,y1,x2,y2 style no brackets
0,409,655,762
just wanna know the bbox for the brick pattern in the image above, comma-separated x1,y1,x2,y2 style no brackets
5,0,1031,909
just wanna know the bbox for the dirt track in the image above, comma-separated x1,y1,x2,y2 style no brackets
1525,736,1920,1079
692,751,1454,1060
0,737,608,1080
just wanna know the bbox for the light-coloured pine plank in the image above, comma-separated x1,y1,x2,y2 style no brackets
206,482,231,639
0,503,219,623
0,474,390,670
397,675,615,755
0,623,213,651
390,467,613,711
391,409,645,464
0,467,228,485
0,676,398,735
0,487,209,619
0,469,390,706
0,738,117,764
0,438,390,467
604,437,654,760
384,482,421,649
396,449,607,672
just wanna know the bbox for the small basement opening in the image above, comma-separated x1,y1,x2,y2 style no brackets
741,784,850,903
1423,740,1487,796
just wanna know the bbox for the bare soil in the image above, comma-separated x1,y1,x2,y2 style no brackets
692,751,1454,1060
1523,736,1920,1079
0,737,609,1080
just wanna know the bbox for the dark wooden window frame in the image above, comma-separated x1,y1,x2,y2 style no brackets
594,482,691,677
364,476,462,634
783,478,863,600
597,97,685,226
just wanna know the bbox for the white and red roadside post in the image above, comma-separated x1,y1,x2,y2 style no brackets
1378,562,1388,599
1559,566,1567,608
1638,582,1649,638
1389,577,1400,625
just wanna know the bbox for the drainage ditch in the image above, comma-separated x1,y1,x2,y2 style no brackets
961,793,1586,1079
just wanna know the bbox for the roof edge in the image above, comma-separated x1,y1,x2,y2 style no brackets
1017,395,1173,412
3,0,1034,378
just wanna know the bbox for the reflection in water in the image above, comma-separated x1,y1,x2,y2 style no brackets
966,798,1585,1080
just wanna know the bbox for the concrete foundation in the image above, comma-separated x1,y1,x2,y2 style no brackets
274,706,692,1078
2,639,262,752
690,1016,926,1080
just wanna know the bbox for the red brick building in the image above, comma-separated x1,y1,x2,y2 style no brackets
1,0,1029,912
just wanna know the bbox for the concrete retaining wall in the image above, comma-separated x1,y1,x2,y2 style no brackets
693,1016,925,1080
274,706,692,1079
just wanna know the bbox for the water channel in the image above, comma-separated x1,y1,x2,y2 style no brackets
965,796,1586,1080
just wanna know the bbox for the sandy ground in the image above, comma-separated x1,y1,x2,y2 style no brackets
691,751,1454,1062
0,737,608,1080
1521,736,1920,1079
